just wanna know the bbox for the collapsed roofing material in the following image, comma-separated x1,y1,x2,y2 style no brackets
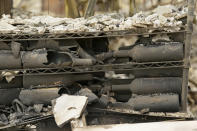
0,5,187,34
0,21,18,34
52,95,88,128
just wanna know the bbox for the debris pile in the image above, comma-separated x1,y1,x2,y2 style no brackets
0,5,187,34
0,4,193,130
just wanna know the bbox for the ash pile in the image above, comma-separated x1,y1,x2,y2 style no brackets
0,5,187,34
0,4,193,131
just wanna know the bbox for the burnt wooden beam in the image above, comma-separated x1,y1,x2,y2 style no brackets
182,0,195,111
0,0,12,17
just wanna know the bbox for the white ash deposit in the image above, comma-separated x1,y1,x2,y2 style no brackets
0,5,187,34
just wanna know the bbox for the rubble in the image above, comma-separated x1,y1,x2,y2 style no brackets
0,5,187,34
0,114,8,126
24,16,66,26
108,36,139,51
0,2,194,130
0,37,189,129
1,71,19,83
99,95,111,107
71,115,87,129
0,76,22,88
52,95,88,128
77,88,98,104
0,21,18,34
152,34,171,42
33,104,44,113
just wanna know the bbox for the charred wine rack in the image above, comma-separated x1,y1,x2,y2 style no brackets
0,0,195,113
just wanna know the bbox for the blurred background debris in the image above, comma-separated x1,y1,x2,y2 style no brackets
11,0,187,17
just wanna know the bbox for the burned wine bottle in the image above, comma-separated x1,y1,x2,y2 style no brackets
127,94,180,112
22,50,94,68
0,50,22,69
111,77,182,95
96,42,183,62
